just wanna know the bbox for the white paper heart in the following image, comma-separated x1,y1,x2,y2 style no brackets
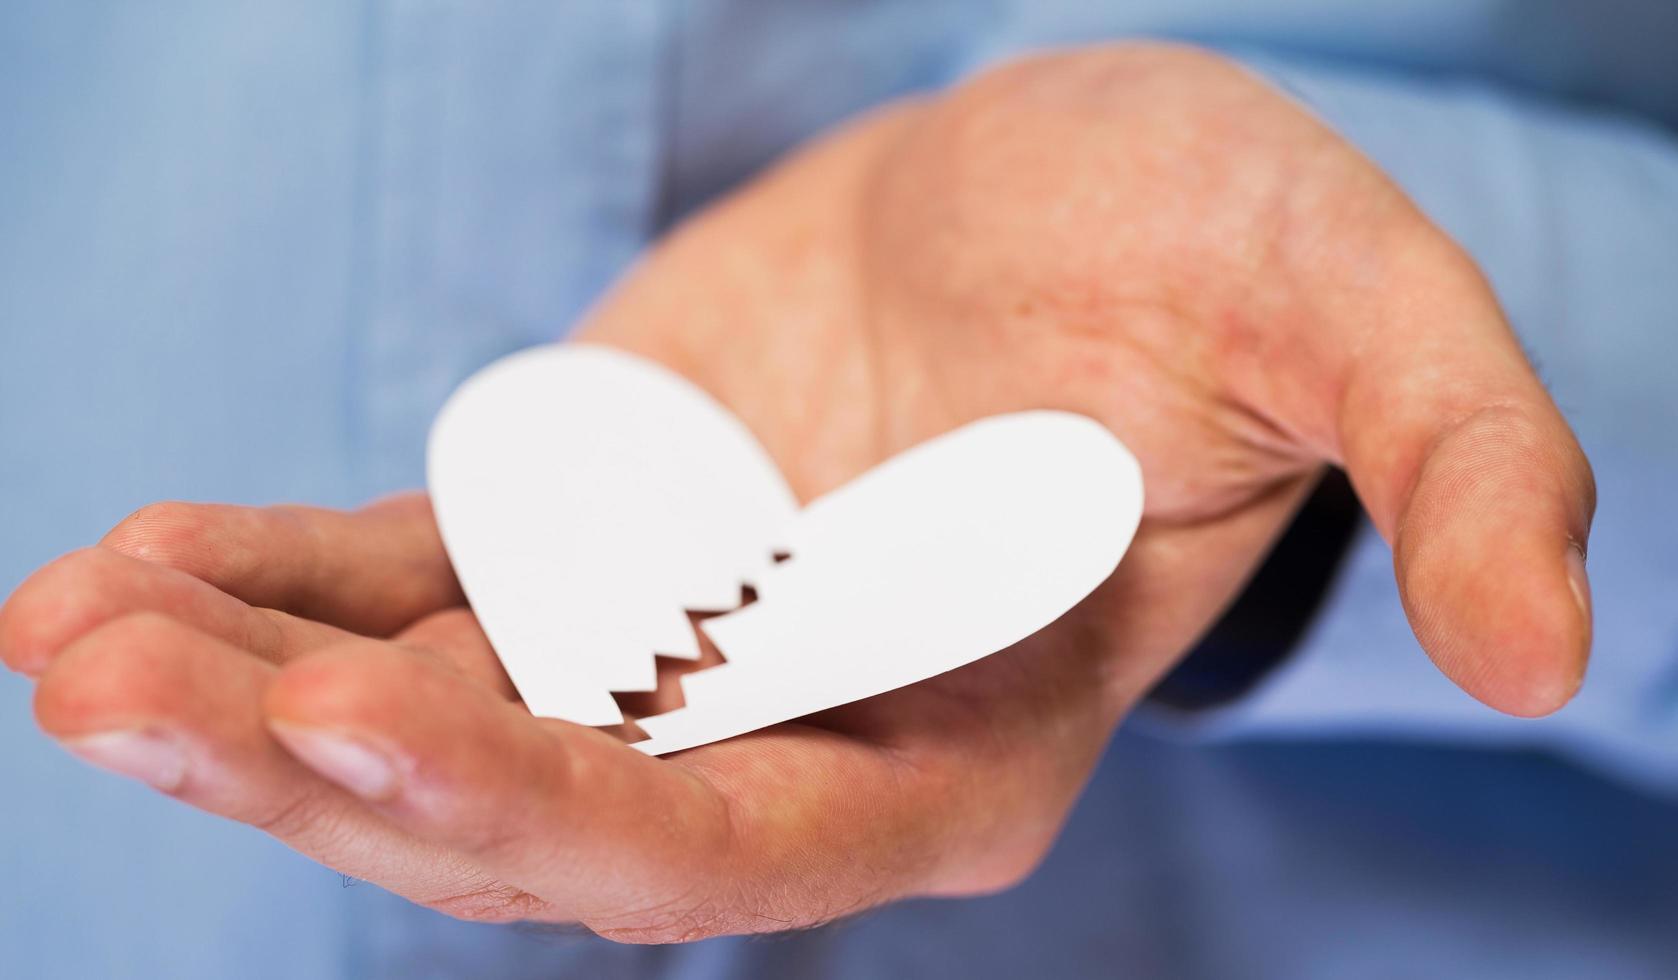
428,344,1143,754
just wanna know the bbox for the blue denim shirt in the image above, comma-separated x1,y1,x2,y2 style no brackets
3,2,1676,977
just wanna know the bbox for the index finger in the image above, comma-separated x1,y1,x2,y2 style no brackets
1251,181,1594,716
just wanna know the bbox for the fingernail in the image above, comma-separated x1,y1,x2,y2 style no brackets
63,729,188,793
1565,541,1592,628
270,723,398,801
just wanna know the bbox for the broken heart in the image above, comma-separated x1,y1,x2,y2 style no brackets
427,344,1143,755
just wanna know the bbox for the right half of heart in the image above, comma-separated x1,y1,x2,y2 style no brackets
428,343,1143,755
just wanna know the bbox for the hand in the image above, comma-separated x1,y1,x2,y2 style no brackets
0,44,1592,940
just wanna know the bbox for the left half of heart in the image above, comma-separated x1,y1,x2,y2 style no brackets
427,344,1144,755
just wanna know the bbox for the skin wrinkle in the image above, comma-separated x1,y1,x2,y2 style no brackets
249,607,298,663
245,781,342,840
1214,139,1412,467
1097,320,1305,520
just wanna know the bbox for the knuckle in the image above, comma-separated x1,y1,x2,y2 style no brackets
966,41,1223,98
948,42,1245,144
882,45,1264,329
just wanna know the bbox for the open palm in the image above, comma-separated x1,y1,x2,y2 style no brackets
0,45,1591,941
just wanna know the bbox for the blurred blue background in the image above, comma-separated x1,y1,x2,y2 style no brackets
3,2,1676,977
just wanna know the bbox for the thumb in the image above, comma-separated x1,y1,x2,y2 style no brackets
1313,228,1595,717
